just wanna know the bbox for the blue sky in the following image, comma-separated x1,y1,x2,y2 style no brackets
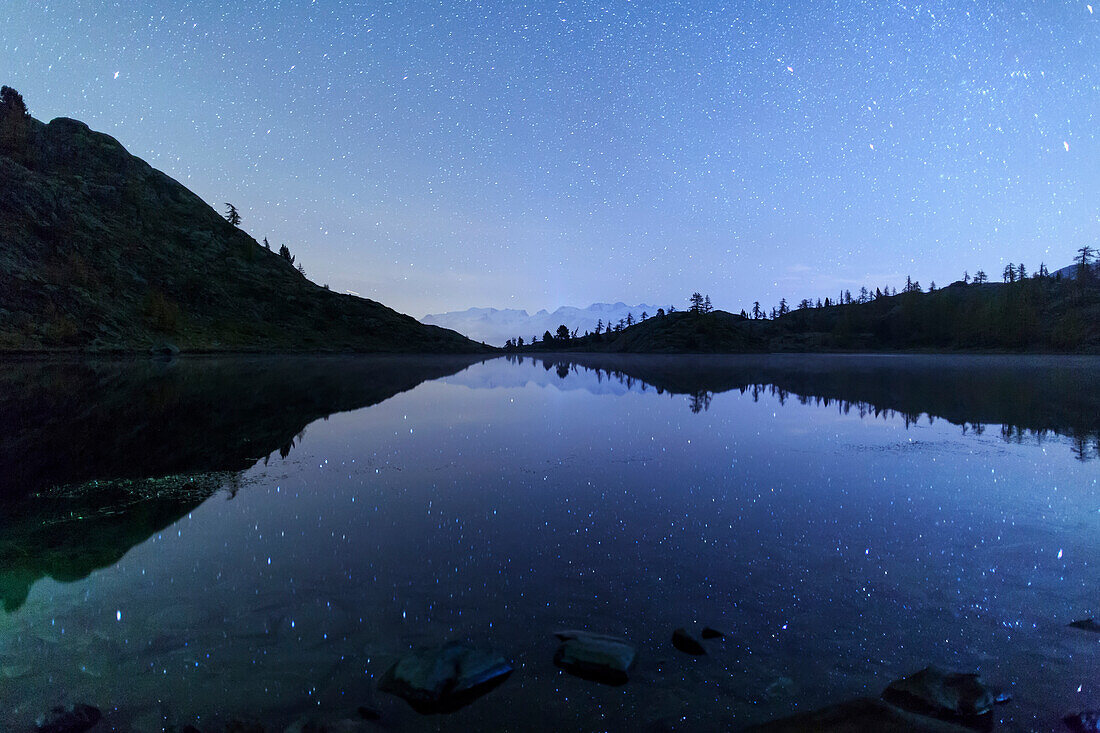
4,0,1098,315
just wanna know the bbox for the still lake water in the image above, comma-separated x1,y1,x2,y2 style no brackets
0,354,1097,731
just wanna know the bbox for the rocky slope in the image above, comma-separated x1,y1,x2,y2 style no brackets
0,95,485,353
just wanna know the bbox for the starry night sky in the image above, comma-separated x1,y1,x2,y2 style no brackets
3,1,1098,316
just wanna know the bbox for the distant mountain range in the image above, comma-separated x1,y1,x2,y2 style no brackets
422,302,663,345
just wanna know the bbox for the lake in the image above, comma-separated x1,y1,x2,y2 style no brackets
1,354,1097,732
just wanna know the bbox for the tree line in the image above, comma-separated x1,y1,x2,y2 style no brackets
506,247,1098,351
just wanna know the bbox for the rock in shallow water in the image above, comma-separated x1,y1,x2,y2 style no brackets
285,718,372,733
35,704,102,733
378,641,512,714
1064,712,1100,733
356,706,381,721
881,666,996,730
743,697,976,732
1069,618,1100,633
671,628,706,656
149,342,180,358
700,627,725,640
553,630,636,685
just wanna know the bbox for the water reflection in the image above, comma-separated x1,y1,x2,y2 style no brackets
1,355,488,498
0,354,1095,731
0,355,485,612
507,353,1100,459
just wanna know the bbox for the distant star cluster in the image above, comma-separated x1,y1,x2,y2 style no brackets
2,1,1097,314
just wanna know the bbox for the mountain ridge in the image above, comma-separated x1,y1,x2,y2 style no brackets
422,301,662,345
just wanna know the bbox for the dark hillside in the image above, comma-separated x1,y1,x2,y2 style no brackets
0,94,484,353
520,277,1100,354
600,310,764,353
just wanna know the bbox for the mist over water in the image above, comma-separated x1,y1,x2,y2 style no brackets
1,355,1097,731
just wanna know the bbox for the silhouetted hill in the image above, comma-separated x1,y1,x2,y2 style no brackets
521,279,1100,354
596,310,764,352
0,96,485,353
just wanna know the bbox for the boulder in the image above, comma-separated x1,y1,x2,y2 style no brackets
744,697,976,732
35,704,102,733
1064,712,1100,733
671,628,706,655
553,630,636,685
285,718,372,733
1069,618,1100,633
149,342,180,358
881,666,996,730
356,706,381,721
378,641,512,714
701,627,725,639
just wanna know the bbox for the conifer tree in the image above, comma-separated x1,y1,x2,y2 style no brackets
0,86,31,157
224,203,241,227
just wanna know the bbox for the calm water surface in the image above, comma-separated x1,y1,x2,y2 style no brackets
0,354,1097,731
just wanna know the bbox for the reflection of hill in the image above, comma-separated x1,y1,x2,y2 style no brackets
0,473,227,612
0,355,484,612
1,355,485,498
527,354,1100,458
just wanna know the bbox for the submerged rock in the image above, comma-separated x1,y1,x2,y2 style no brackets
225,721,265,733
356,706,381,721
378,641,512,714
764,676,797,699
1064,712,1100,733
35,704,102,733
671,627,706,656
1069,618,1100,633
285,718,372,733
553,630,636,685
881,666,996,729
149,342,180,358
700,627,725,639
744,697,975,732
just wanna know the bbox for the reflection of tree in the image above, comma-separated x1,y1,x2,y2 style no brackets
1070,436,1100,462
689,391,713,413
533,355,1100,460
